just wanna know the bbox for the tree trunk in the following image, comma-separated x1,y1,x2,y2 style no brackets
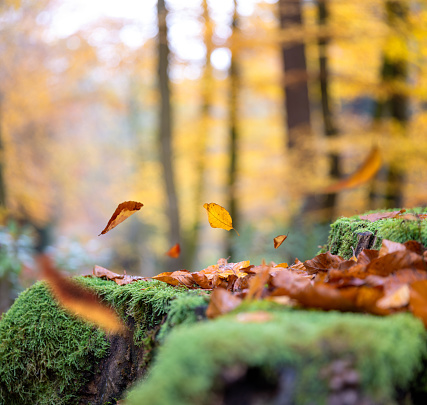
157,0,182,270
226,0,239,260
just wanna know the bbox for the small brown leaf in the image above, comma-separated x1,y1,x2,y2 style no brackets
152,270,195,288
378,239,406,257
409,280,427,327
206,288,242,319
38,255,126,334
203,202,239,235
377,285,410,309
245,266,270,300
166,243,181,258
304,252,345,274
99,201,143,235
359,209,405,222
93,265,148,285
273,234,288,249
235,311,273,323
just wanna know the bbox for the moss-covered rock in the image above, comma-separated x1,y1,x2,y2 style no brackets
325,207,427,259
0,276,208,405
126,308,427,405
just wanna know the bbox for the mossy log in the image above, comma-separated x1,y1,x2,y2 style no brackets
325,207,427,259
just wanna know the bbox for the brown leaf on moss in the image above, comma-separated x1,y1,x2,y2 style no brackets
165,243,181,258
152,270,195,288
273,234,288,249
38,255,126,334
235,311,273,323
359,209,405,222
367,251,426,276
304,252,345,274
378,239,406,257
245,266,270,300
404,241,425,255
93,265,148,285
99,201,143,235
206,288,242,319
357,249,379,264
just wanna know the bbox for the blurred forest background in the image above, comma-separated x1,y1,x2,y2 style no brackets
1,0,427,312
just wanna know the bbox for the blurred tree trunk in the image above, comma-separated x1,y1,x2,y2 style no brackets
0,93,6,209
157,0,182,270
279,0,311,149
370,1,408,209
317,0,340,222
226,0,239,259
188,0,213,269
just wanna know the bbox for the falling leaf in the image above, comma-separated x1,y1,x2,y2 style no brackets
273,234,288,249
235,311,273,323
203,202,239,236
359,209,405,222
152,270,195,288
99,201,143,236
206,288,242,318
166,243,181,258
38,255,126,334
323,146,381,193
377,285,410,309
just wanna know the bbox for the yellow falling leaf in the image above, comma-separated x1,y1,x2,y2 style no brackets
203,202,239,236
323,146,381,193
273,234,288,249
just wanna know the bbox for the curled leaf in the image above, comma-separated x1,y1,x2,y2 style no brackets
99,201,143,235
273,234,288,249
203,202,239,235
166,243,181,258
38,255,126,334
323,146,381,193
152,270,195,288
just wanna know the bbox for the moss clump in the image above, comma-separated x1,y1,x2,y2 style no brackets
325,207,427,258
126,309,427,405
0,276,209,405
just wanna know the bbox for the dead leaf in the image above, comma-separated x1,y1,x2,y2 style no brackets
378,239,406,257
152,270,195,288
273,234,288,249
206,288,242,318
99,201,143,235
304,252,345,274
203,202,239,236
93,265,148,285
245,266,270,300
367,251,426,276
357,249,379,264
323,146,381,193
359,209,405,222
377,284,410,309
166,243,181,258
38,255,126,334
409,280,427,327
235,311,273,323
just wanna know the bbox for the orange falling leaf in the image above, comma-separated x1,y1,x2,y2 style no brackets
38,255,126,334
274,234,288,249
165,243,181,258
99,201,143,235
203,202,239,236
323,146,381,193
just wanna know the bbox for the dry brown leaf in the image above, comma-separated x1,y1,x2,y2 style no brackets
245,266,270,300
367,251,426,276
152,270,195,288
165,243,181,258
409,280,427,327
377,284,410,309
304,252,345,274
38,255,126,334
378,240,406,257
203,203,239,235
323,146,381,193
206,288,242,318
99,201,143,235
273,234,288,249
359,209,405,222
357,249,379,264
93,265,148,285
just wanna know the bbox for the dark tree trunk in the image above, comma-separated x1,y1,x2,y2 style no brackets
226,0,239,260
157,0,182,270
279,0,311,148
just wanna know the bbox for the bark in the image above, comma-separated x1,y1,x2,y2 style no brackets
226,0,239,259
157,0,182,270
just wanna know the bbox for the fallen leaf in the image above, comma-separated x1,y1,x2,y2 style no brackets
152,270,195,288
410,280,427,327
323,146,381,193
378,239,406,257
203,202,239,236
99,201,143,235
206,288,242,318
367,251,426,276
275,262,289,268
273,234,288,249
245,266,270,300
235,311,273,323
359,209,405,222
166,243,181,258
38,255,126,334
304,252,345,274
357,249,379,265
93,265,148,285
377,284,410,309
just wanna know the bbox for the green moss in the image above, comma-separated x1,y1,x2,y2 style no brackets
0,277,209,404
325,207,427,258
126,309,427,405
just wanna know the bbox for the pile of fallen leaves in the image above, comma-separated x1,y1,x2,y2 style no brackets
145,239,427,326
